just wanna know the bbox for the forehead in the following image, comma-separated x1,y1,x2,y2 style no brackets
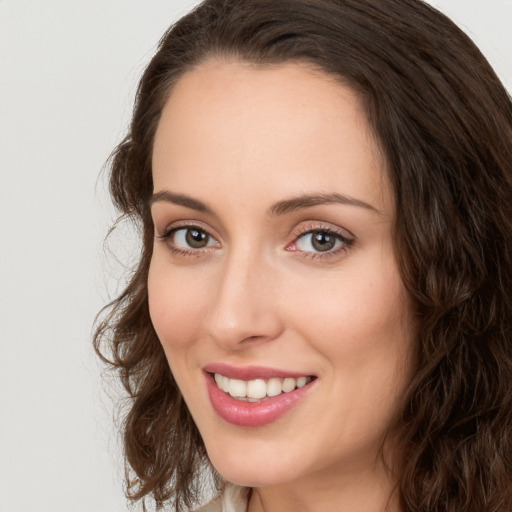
152,59,392,217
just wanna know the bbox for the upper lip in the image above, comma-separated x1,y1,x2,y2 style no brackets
203,363,315,381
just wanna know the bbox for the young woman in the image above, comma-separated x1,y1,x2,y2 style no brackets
95,1,512,511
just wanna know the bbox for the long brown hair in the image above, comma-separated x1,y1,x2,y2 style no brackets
94,1,512,510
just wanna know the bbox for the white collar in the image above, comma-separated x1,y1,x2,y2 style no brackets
221,483,249,512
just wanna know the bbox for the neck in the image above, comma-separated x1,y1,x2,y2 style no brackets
246,462,400,512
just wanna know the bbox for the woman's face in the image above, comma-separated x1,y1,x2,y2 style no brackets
149,60,416,491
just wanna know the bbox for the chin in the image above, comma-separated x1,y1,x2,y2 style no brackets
205,438,302,488
214,463,293,488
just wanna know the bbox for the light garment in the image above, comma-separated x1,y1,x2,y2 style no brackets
194,484,249,512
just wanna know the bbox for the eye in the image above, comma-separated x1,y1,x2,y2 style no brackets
171,227,217,249
157,224,220,255
296,230,345,253
287,224,355,259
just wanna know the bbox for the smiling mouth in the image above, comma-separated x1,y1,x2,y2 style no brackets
213,373,315,402
204,367,317,426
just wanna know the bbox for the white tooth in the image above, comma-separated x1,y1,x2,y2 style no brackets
247,379,267,399
221,376,230,393
282,377,296,393
267,378,283,397
296,376,307,388
228,378,247,398
214,374,229,392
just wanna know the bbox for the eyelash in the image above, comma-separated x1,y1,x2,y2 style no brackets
157,222,218,258
290,224,354,260
157,222,354,260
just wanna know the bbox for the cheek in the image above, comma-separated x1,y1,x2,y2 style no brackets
147,257,207,352
284,258,414,371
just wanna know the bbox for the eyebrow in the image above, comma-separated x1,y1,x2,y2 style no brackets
268,192,381,216
149,191,215,214
149,190,380,216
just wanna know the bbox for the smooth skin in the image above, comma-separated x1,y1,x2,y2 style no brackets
148,60,416,512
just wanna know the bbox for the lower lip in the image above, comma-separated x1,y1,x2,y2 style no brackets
205,373,315,427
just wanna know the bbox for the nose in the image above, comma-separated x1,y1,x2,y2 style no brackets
204,250,284,350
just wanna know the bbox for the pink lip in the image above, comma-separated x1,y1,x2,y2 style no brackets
203,363,312,380
203,365,316,427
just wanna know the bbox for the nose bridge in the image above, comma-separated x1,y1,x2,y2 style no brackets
205,243,281,347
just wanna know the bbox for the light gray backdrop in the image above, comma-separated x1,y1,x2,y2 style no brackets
0,1,510,511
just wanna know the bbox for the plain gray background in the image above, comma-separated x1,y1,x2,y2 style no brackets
0,1,510,511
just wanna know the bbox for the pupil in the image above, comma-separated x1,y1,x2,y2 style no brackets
186,228,208,248
312,232,335,252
